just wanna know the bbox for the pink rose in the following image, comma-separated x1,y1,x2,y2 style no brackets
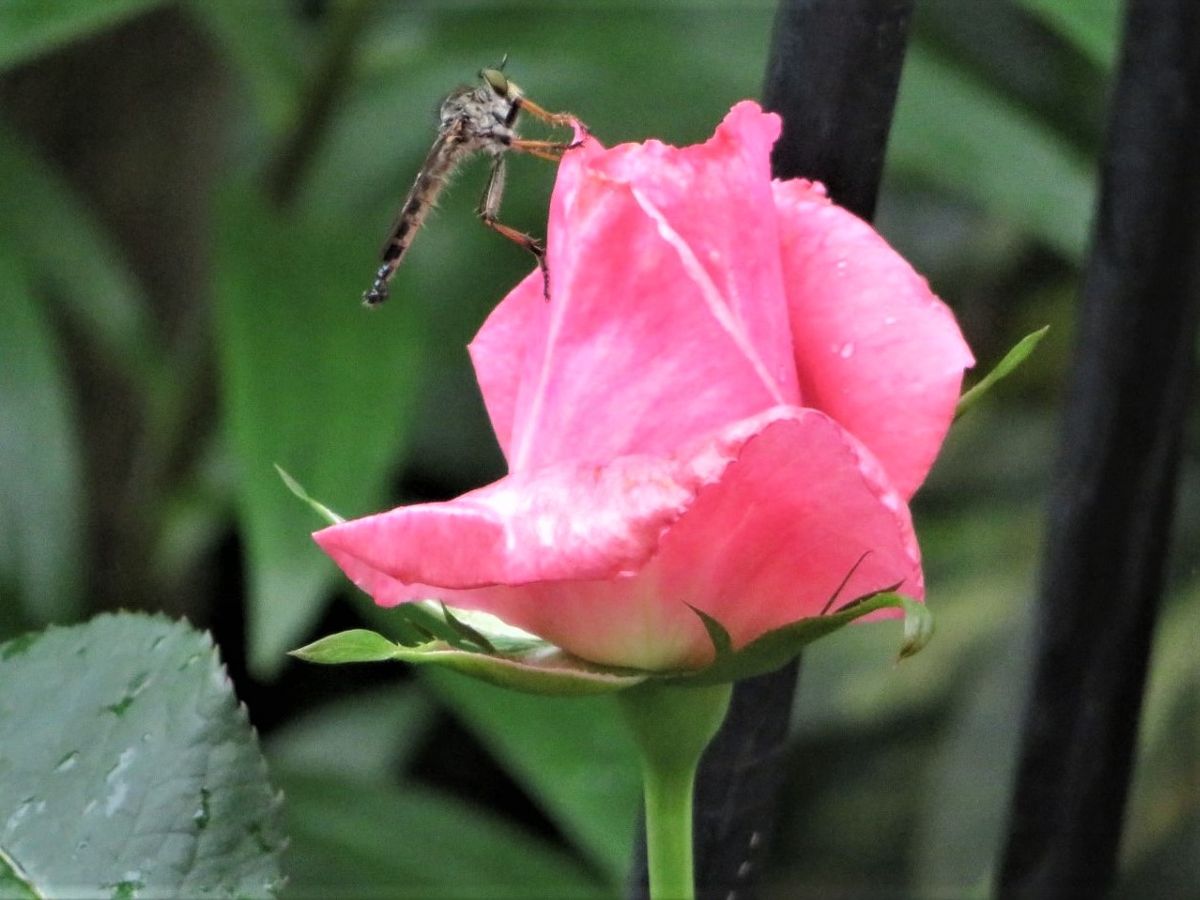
315,101,974,672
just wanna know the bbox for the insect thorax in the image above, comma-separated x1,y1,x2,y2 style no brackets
439,84,518,153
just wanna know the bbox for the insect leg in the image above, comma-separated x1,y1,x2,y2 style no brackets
517,96,586,133
478,154,551,300
509,138,577,162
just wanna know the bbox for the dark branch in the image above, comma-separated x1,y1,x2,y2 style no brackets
999,0,1200,894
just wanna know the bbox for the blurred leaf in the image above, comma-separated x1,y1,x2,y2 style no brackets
214,188,422,675
0,613,284,896
1119,582,1200,872
265,682,434,780
0,0,170,71
912,621,1032,894
1015,0,1121,70
187,0,307,133
278,769,611,898
890,46,1095,262
422,667,641,884
0,246,83,623
0,124,156,384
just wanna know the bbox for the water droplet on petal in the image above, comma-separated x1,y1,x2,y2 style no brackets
838,342,856,359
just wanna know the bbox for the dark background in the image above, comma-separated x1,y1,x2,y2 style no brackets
0,1,1194,896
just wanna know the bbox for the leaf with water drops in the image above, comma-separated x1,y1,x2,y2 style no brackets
0,613,283,897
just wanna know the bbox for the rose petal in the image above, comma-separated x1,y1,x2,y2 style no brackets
313,417,754,592
315,406,921,671
581,101,797,396
471,178,792,475
469,105,801,472
773,178,975,498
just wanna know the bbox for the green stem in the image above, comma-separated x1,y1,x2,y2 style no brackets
617,681,733,900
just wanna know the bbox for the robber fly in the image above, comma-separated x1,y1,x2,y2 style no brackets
363,60,583,306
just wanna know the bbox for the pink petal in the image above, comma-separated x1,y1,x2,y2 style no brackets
773,179,975,498
469,105,800,472
314,448,706,589
467,270,542,454
315,407,921,671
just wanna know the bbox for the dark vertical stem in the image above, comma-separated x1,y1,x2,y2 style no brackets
999,1,1200,896
763,0,916,221
627,3,915,898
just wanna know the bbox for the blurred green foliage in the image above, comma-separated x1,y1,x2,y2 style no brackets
0,0,1194,897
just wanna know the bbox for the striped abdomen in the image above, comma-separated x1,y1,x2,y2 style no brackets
363,129,469,306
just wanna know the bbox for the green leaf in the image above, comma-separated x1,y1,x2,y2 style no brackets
890,48,1094,262
422,667,642,884
265,682,435,780
0,0,171,71
955,326,1050,420
186,0,306,133
0,245,84,624
913,623,1030,895
677,592,931,687
0,613,284,896
277,770,610,898
1015,0,1121,70
213,188,422,674
0,124,156,386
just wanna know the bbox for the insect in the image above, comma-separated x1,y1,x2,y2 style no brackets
363,60,584,306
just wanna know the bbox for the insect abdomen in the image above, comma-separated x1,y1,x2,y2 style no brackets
363,133,465,306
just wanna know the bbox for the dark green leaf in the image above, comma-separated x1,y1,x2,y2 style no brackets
186,0,306,132
0,246,83,624
0,613,284,896
278,769,610,898
0,0,170,71
956,326,1050,420
0,124,156,387
213,189,422,674
1015,0,1121,69
890,48,1094,262
422,667,642,884
265,682,435,779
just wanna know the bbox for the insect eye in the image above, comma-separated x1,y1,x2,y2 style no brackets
481,68,509,96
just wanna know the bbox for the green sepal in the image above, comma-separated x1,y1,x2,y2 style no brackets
291,627,647,696
439,603,499,654
290,628,396,664
686,604,732,656
955,325,1049,420
275,463,343,525
670,591,933,686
